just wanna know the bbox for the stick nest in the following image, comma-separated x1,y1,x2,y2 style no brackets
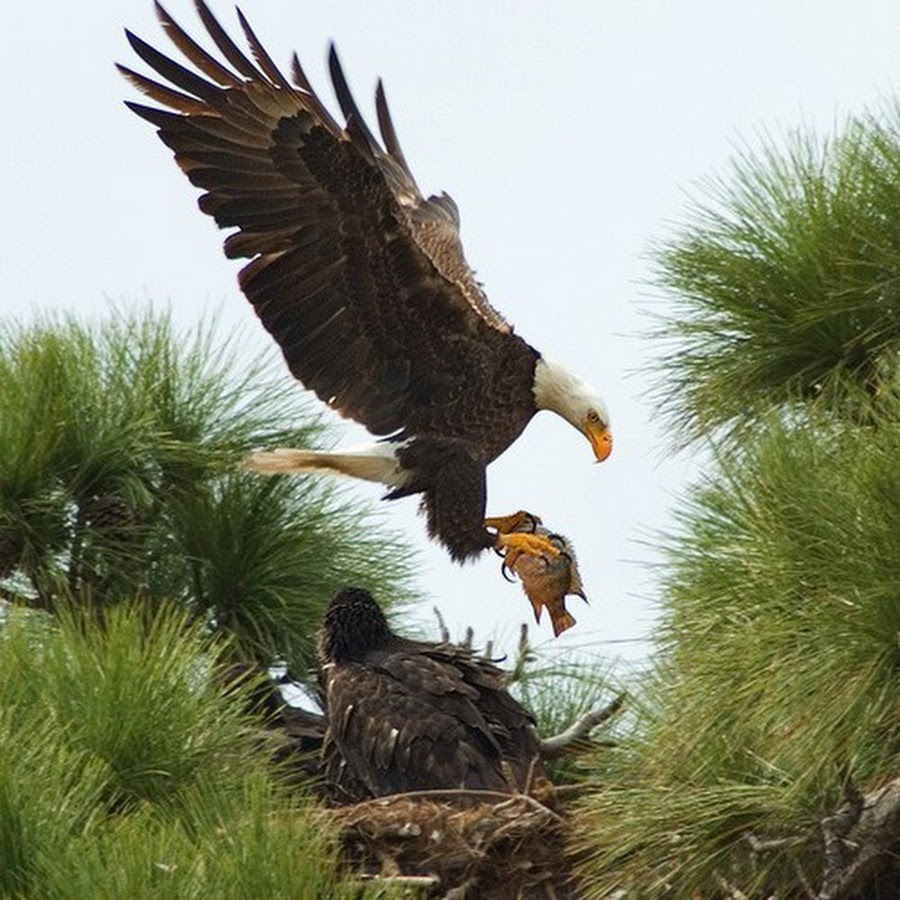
331,789,577,899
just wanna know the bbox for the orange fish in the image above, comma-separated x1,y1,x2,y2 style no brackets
504,522,587,637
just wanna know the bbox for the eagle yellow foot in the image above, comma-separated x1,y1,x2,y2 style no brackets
484,510,543,535
495,530,561,570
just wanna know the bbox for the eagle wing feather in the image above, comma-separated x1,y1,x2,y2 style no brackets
123,1,529,441
323,644,534,799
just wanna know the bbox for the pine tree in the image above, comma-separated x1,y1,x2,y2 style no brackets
0,309,419,898
575,111,900,896
0,309,416,671
0,603,371,899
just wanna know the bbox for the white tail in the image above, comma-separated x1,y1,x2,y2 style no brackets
244,442,411,489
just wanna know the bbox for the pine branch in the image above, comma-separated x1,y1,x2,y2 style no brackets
742,830,805,853
539,692,625,758
817,778,900,900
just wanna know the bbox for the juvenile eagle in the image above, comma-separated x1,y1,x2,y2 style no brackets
319,587,543,803
121,2,612,564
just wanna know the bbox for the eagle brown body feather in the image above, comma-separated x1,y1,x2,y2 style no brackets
319,588,543,803
121,2,605,562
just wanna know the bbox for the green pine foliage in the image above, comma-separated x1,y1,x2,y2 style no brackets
575,408,900,894
651,113,900,447
575,110,900,895
510,641,624,783
0,309,415,670
159,471,411,666
0,604,365,899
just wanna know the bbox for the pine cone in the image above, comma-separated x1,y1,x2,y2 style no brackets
82,493,139,544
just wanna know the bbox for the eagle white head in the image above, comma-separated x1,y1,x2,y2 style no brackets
532,357,612,462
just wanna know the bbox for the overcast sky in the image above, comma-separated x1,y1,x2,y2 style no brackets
4,2,899,669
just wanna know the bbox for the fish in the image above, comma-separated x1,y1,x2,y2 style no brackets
501,514,588,637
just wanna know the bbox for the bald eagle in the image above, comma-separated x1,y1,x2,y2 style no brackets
318,587,543,803
121,2,612,564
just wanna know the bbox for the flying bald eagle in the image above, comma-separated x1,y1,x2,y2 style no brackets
318,587,543,802
120,2,612,565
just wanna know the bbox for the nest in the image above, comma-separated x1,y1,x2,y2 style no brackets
331,789,577,899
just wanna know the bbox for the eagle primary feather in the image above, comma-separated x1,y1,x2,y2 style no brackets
318,587,543,802
121,1,612,563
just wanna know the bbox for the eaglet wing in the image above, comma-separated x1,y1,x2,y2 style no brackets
322,649,518,798
120,1,516,437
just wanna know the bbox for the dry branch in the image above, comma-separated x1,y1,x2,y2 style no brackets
540,692,626,758
354,873,440,889
817,778,900,900
743,830,805,853
433,606,451,643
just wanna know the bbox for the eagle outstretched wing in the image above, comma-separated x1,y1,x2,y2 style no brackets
120,1,531,441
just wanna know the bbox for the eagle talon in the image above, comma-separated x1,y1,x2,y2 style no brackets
521,512,541,534
485,510,543,536
496,531,562,570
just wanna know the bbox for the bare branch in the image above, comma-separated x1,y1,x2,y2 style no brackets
714,872,749,900
540,692,626,758
355,874,440,889
523,753,541,795
337,787,565,823
743,830,805,853
792,858,817,900
433,606,450,643
819,773,865,898
552,782,605,800
817,778,900,900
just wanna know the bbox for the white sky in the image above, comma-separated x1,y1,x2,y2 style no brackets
3,2,899,670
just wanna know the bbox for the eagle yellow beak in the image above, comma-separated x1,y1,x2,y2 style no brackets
586,423,612,462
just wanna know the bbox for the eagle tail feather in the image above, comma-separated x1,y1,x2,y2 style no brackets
244,443,409,488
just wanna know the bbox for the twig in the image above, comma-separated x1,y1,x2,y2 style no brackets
743,830,805,853
540,692,626,758
792,858,817,900
714,872,749,900
490,794,566,824
433,606,450,643
339,787,565,823
552,782,605,800
483,805,559,848
742,831,813,899
523,753,541,795
354,873,440,888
